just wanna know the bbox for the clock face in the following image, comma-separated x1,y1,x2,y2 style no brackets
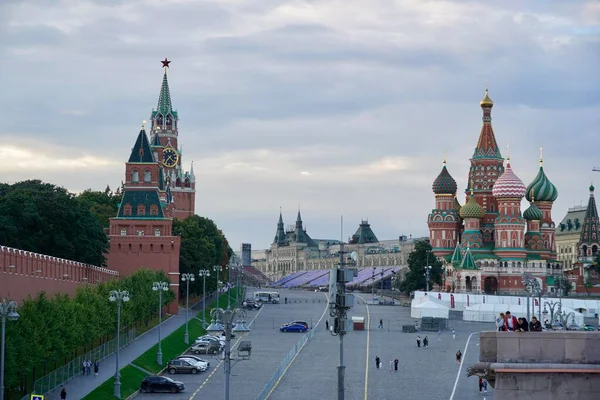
162,148,179,168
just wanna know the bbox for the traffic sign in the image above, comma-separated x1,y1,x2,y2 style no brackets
30,395,44,400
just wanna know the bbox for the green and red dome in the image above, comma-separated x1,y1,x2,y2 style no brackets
525,166,558,202
432,162,458,195
459,195,485,219
524,202,543,221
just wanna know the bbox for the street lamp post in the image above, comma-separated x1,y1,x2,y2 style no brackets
181,273,196,344
543,299,562,328
225,263,231,309
198,269,210,328
206,308,251,400
0,299,19,400
371,267,375,300
152,281,169,365
425,251,432,292
108,290,130,399
213,265,223,309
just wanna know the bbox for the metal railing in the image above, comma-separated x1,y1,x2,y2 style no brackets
255,328,315,400
20,328,136,399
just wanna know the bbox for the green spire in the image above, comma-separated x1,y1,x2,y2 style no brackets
459,246,477,269
157,71,173,116
451,242,462,265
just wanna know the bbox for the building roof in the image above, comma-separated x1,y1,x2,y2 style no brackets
117,189,165,219
128,128,154,163
459,192,485,219
556,205,587,235
492,158,526,199
579,185,599,245
472,89,502,159
432,161,458,195
349,220,379,244
155,70,176,118
525,162,558,202
459,246,477,269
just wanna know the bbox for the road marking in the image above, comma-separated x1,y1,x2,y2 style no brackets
263,293,329,400
354,294,371,400
449,331,477,400
188,306,264,400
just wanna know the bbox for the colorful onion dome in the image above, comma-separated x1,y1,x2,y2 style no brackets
524,202,543,221
480,89,494,108
525,165,558,202
432,161,457,195
492,158,526,198
459,194,485,219
453,196,462,211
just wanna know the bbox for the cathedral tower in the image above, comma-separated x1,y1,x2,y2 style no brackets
525,149,558,257
466,90,505,244
428,159,462,256
149,59,196,220
524,190,544,251
492,156,527,259
578,184,600,264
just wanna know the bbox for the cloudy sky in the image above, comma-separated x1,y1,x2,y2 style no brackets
1,0,599,251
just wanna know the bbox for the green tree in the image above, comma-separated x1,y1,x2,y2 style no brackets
399,240,443,294
172,215,233,297
75,185,121,228
0,180,108,265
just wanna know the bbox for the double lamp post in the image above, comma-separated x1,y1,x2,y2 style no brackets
0,299,19,400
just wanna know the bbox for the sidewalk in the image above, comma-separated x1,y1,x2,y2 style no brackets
46,295,214,400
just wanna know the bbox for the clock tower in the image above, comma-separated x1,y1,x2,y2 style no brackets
149,58,196,220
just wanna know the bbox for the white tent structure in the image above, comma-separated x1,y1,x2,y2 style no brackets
463,303,584,326
410,298,450,319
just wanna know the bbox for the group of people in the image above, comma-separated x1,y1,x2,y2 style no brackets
495,310,543,332
416,335,429,348
81,359,100,376
374,356,400,371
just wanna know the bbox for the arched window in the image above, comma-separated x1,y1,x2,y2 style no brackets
137,204,146,215
176,177,182,187
132,170,139,183
144,169,151,183
123,204,132,216
150,205,159,215
184,178,191,188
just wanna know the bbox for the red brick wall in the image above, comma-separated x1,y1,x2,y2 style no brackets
0,246,119,303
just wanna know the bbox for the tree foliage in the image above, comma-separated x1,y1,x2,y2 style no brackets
173,215,233,297
0,180,108,265
399,240,443,294
3,269,174,393
75,185,121,228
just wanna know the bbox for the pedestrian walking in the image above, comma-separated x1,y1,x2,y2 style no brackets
93,360,99,376
394,358,399,371
375,356,381,369
452,328,456,339
483,379,488,393
378,319,383,329
60,386,67,400
326,320,329,330
86,360,91,375
479,378,484,392
416,335,421,348
423,336,429,348
456,350,462,365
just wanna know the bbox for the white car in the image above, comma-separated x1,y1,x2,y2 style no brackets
178,357,209,371
196,335,226,346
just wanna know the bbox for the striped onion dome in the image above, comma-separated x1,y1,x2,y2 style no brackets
432,162,457,195
492,159,526,199
525,166,558,202
524,202,543,221
459,194,485,219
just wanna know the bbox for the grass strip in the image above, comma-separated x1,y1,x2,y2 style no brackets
81,365,148,400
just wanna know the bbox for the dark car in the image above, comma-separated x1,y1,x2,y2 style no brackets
242,299,262,310
140,376,184,393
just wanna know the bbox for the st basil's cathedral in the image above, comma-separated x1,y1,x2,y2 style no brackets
427,90,561,295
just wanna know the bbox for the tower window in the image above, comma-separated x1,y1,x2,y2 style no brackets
184,178,191,188
120,229,127,236
132,170,139,183
137,204,146,215
150,205,159,215
144,169,151,183
123,204,132,216
155,228,161,236
137,230,144,236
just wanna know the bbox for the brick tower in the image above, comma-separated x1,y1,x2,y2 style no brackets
149,58,195,220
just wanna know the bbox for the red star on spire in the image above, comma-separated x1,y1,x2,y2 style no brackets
161,58,171,68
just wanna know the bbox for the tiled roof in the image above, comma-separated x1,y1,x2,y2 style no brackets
117,189,165,219
128,129,154,163
492,161,526,198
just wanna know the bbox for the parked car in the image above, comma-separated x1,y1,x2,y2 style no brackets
583,324,596,331
166,358,208,374
177,355,210,367
140,376,185,393
195,335,226,347
190,341,221,355
280,322,308,333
